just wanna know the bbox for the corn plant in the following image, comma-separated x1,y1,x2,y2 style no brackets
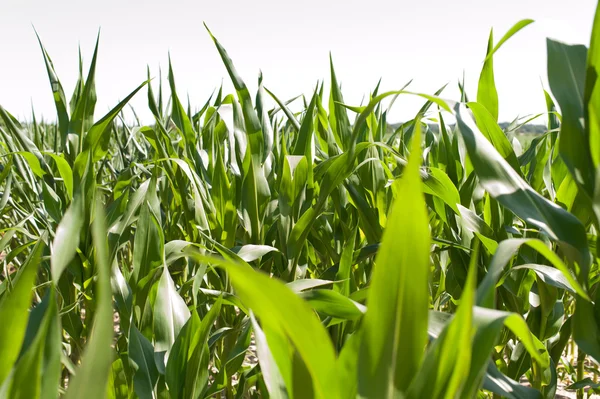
1,3,600,399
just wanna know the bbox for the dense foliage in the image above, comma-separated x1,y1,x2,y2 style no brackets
1,6,600,399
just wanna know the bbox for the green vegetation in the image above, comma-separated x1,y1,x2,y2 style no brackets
1,5,600,399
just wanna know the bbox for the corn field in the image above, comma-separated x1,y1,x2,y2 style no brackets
1,3,600,399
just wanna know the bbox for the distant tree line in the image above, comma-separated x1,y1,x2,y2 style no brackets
388,122,547,135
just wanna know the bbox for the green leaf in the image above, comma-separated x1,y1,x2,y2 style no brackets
34,30,70,150
14,151,46,178
4,290,60,399
329,55,352,149
182,298,221,397
477,19,534,121
486,19,535,62
111,263,132,336
477,29,499,120
587,3,600,168
165,311,201,399
336,331,361,399
407,242,478,399
465,307,550,396
50,193,83,283
483,362,543,399
73,80,147,177
106,359,130,399
131,178,163,287
165,298,221,399
40,294,62,399
241,151,263,243
249,312,289,399
566,378,600,390
205,24,263,163
422,167,461,214
0,107,51,178
510,264,576,293
287,143,371,261
348,91,451,152
0,237,45,385
232,245,279,262
358,117,430,397
153,266,191,369
467,102,521,172
334,222,357,297
455,103,591,285
45,152,74,199
164,158,210,231
422,304,549,399
168,58,197,146
299,289,366,321
286,279,335,292
129,325,159,399
547,39,596,198
573,287,600,364
68,32,99,139
200,255,337,398
257,73,275,163
476,238,589,308
64,199,114,399
292,89,317,160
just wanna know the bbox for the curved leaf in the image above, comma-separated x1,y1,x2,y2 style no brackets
456,103,591,285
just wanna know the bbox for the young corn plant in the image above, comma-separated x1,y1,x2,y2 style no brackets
1,2,600,398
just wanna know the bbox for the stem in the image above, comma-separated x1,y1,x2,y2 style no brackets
288,255,299,282
532,362,542,391
577,348,585,399
54,124,59,153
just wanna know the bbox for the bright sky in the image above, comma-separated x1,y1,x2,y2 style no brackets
0,0,597,124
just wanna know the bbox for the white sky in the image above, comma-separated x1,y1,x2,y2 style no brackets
0,0,597,124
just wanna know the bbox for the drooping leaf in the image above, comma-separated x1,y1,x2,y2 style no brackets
456,103,591,285
199,255,337,399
